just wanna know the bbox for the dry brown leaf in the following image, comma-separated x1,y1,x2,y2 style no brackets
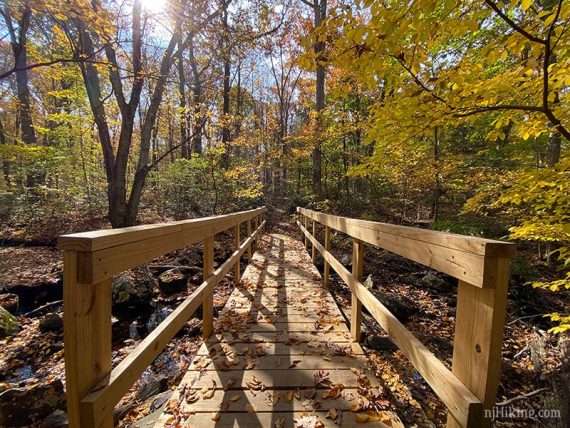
246,403,256,413
230,394,241,402
211,412,221,421
275,417,285,428
355,413,369,423
326,408,338,420
289,359,302,368
285,391,294,402
304,387,316,399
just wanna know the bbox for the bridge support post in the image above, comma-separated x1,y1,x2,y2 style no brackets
234,223,241,283
202,235,214,339
350,239,363,342
63,251,113,428
446,258,510,428
323,226,330,287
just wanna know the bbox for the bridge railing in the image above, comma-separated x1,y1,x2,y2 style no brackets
58,207,266,428
297,207,516,428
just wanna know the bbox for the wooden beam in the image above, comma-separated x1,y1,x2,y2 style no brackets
323,226,331,287
351,238,363,342
446,258,511,428
68,208,266,285
80,223,266,427
63,251,112,428
297,208,515,287
59,207,266,252
202,235,214,340
297,221,483,426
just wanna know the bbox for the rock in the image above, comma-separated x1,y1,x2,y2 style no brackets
0,379,66,426
177,247,202,266
112,267,156,308
113,402,136,425
39,313,63,333
158,268,187,295
0,293,19,313
0,305,20,338
370,290,418,323
416,271,454,292
365,334,398,352
41,410,68,428
135,374,169,402
339,253,352,268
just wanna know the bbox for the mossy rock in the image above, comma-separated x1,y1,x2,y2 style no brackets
0,306,20,338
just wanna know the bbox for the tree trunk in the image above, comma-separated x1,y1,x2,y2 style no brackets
178,32,189,159
221,4,231,168
189,42,203,155
312,0,327,199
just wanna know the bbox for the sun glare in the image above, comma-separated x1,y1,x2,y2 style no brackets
141,0,166,13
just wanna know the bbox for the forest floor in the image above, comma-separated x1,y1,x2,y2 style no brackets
0,207,568,427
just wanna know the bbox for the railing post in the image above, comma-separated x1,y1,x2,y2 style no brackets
247,219,252,261
323,226,331,287
202,235,214,339
311,221,317,263
304,216,308,250
351,239,363,342
234,223,241,283
63,251,113,428
446,258,511,428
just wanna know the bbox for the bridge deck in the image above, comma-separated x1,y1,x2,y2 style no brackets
157,233,401,427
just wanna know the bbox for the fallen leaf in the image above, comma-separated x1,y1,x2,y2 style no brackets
326,408,338,420
211,412,221,421
289,359,302,368
355,413,369,423
246,403,256,413
230,394,241,402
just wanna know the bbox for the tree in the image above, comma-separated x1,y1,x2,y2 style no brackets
301,0,327,199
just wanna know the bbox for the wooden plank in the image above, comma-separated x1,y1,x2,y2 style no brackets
172,410,399,427
446,258,510,428
72,213,265,284
297,208,515,287
297,207,516,258
197,341,365,356
187,369,381,390
214,322,349,334
298,221,483,426
206,331,353,344
59,207,266,252
351,239,363,342
63,251,112,428
191,354,370,371
324,226,331,287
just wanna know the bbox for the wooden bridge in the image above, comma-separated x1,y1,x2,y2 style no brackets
58,206,516,428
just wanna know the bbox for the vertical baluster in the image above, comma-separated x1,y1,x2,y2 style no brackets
323,226,331,287
247,219,252,261
235,223,241,283
312,221,317,263
202,235,214,339
350,239,363,342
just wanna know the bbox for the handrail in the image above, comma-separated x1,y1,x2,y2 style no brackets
59,207,266,428
297,207,516,428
